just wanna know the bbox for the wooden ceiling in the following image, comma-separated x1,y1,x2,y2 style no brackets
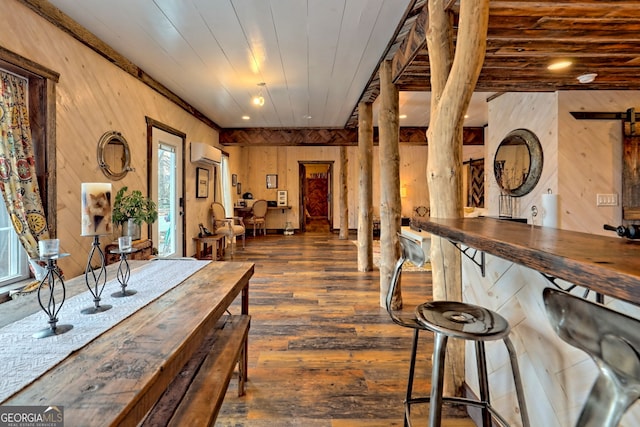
345,0,640,127
21,0,640,145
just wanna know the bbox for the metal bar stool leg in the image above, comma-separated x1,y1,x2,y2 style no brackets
503,336,530,427
475,341,492,427
428,333,448,427
404,329,420,427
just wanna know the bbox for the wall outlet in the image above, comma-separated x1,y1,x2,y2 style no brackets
596,193,618,206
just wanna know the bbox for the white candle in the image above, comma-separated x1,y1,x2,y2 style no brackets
81,183,113,236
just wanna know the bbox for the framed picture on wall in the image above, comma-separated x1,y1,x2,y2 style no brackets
266,174,278,189
237,182,242,195
196,167,209,198
232,174,238,186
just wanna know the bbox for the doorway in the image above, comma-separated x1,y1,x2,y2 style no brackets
147,119,185,257
299,161,333,233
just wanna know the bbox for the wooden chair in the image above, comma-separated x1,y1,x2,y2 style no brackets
245,199,268,236
211,202,245,254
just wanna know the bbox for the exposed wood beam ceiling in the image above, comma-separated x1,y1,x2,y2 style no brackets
22,0,640,145
347,0,640,127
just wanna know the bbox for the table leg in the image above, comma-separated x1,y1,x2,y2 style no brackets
195,240,202,260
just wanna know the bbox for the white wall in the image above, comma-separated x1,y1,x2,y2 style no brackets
466,90,640,426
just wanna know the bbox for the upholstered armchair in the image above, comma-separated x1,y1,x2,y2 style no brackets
211,202,245,254
245,199,268,236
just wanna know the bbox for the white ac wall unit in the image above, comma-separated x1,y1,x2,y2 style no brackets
190,142,221,165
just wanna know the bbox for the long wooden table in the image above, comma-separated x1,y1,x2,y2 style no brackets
413,217,640,306
0,260,253,426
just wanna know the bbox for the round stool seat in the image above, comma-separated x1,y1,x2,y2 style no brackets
416,301,511,341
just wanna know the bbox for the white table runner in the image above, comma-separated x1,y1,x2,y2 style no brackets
0,259,209,402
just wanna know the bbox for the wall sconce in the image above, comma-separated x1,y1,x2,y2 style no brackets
252,82,266,107
400,186,408,198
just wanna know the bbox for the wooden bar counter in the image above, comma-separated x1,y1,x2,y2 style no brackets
412,217,640,306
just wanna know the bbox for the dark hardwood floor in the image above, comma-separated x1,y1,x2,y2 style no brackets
215,225,474,426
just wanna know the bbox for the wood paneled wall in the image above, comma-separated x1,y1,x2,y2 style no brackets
3,1,220,277
224,143,483,231
473,90,640,426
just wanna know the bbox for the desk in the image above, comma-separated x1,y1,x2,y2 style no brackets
193,234,225,260
234,205,292,231
1,261,254,426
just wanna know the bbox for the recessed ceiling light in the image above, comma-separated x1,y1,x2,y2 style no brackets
242,115,250,120
548,60,572,70
303,114,312,119
399,114,407,119
577,73,597,84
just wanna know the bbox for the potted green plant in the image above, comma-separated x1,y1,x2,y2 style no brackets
112,186,158,240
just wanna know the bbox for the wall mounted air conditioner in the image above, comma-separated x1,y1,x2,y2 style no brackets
190,142,221,165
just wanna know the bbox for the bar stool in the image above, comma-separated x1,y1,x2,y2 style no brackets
385,234,432,426
414,299,530,427
543,287,640,427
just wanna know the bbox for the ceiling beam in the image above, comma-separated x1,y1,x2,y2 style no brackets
219,127,484,147
391,5,428,85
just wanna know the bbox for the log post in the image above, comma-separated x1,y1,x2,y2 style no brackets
378,60,402,308
339,146,349,239
357,101,373,271
426,0,489,396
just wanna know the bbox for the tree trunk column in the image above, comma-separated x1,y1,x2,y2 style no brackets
357,101,373,272
426,0,490,397
378,60,401,308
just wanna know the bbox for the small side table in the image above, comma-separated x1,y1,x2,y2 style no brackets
193,234,225,260
110,247,139,297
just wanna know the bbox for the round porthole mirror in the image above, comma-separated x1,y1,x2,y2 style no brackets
97,131,132,181
494,128,543,197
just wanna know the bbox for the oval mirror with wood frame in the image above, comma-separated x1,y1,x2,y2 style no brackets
97,130,132,181
494,128,543,197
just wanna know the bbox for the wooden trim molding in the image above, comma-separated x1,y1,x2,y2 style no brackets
220,126,484,147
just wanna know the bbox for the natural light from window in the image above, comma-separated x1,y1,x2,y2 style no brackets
0,204,28,288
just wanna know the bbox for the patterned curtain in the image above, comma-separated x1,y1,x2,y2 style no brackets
0,71,50,259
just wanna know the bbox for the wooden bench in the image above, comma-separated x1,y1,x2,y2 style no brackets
142,314,250,426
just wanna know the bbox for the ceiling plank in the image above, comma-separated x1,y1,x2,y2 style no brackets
18,0,221,130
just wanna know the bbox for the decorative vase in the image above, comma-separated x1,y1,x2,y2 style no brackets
122,218,141,240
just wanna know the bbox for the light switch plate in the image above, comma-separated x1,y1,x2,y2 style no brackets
596,193,618,206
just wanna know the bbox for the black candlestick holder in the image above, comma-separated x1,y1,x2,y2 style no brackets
82,235,112,314
110,247,139,297
33,254,73,339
